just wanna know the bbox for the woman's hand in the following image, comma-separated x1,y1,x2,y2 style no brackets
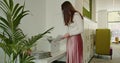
63,33,70,38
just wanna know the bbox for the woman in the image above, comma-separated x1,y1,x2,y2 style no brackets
61,1,84,63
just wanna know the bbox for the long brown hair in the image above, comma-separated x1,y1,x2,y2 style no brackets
61,1,83,26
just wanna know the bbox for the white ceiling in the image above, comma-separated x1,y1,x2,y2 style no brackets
96,0,120,11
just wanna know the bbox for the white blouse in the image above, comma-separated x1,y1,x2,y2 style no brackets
67,12,84,36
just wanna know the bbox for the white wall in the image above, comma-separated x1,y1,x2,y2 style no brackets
75,0,83,13
16,0,47,52
0,48,4,63
15,0,46,37
92,0,96,21
45,0,75,37
97,10,108,28
96,0,120,11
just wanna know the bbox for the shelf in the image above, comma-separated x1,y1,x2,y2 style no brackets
33,50,66,63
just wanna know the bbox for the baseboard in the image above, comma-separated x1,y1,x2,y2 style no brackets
52,60,66,63
53,55,94,63
88,55,94,63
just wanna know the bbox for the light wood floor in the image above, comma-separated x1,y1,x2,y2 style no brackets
90,43,120,63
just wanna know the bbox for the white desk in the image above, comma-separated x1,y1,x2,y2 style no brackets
33,51,66,63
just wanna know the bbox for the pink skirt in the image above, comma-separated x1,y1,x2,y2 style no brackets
67,34,83,63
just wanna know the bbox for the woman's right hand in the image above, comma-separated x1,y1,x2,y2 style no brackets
63,33,70,38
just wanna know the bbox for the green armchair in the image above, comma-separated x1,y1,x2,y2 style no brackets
95,29,112,59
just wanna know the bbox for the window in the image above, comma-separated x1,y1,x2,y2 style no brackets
108,11,120,22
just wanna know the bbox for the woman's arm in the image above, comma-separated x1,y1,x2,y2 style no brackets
68,12,84,36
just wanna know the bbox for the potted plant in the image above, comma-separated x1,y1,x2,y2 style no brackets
0,0,53,63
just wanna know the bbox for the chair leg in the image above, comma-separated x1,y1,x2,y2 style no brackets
97,54,100,58
110,48,112,60
110,55,112,60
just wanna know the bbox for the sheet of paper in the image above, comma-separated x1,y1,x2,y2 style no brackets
52,35,63,42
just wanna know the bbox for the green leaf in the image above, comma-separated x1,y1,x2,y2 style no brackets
3,0,9,8
0,43,12,57
13,12,29,28
13,28,25,44
0,6,7,15
12,3,19,16
0,1,9,11
0,24,8,33
0,25,12,40
12,6,23,20
24,27,54,48
42,27,54,35
9,0,14,10
0,22,8,29
0,16,9,27
19,53,35,63
0,34,8,41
